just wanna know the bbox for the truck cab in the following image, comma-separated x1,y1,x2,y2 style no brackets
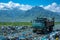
32,17,54,34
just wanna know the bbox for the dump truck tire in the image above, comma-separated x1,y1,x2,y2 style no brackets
49,27,53,33
33,29,37,33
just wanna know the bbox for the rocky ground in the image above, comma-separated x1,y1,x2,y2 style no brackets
0,25,60,40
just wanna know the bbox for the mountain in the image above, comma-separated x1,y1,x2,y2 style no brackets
0,6,60,22
25,6,60,22
0,8,26,22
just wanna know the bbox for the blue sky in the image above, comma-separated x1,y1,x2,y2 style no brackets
0,0,60,6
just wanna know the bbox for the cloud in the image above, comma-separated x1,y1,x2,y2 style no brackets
43,2,60,12
19,4,32,10
0,1,60,12
39,5,44,7
0,1,32,10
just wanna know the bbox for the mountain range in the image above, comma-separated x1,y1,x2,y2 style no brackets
0,6,60,22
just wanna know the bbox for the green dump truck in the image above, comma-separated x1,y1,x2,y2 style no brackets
32,17,54,34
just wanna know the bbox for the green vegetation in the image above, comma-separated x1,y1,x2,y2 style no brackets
0,22,32,26
55,22,60,24
0,22,60,26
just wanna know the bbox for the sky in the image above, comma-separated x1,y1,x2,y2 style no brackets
0,0,60,12
0,0,60,6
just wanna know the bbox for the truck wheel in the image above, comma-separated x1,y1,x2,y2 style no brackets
49,27,53,33
36,30,43,34
33,29,37,33
43,28,48,34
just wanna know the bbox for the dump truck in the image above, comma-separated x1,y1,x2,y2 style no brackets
32,17,54,34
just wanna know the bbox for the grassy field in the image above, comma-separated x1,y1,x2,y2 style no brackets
0,22,32,26
0,22,60,26
55,22,60,25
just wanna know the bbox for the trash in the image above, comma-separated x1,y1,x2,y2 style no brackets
0,26,60,40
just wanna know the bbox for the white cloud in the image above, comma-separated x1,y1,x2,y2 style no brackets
20,4,32,10
0,1,60,12
43,2,60,12
0,1,32,10
39,5,44,7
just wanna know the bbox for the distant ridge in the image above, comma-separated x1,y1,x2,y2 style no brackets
0,6,60,22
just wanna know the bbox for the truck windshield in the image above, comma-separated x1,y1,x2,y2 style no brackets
34,20,43,23
33,20,44,28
